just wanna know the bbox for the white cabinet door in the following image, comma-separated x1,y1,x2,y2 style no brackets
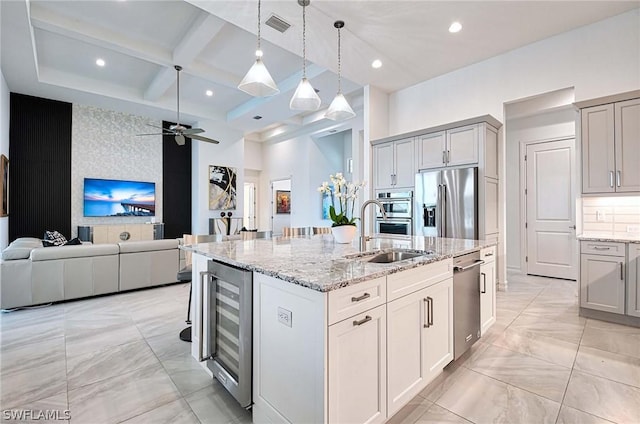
582,104,615,194
374,143,395,190
483,178,499,237
328,305,387,424
447,124,479,167
483,125,499,180
423,278,454,382
416,131,446,171
580,253,625,314
394,138,416,188
387,287,429,416
614,98,640,193
627,244,640,318
480,260,496,335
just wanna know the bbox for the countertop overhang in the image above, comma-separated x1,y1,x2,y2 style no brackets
182,235,496,292
577,233,640,244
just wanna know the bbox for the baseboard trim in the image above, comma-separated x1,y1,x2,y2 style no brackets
579,307,640,328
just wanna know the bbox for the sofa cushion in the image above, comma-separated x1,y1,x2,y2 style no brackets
44,230,67,246
10,237,42,246
2,246,35,260
118,239,179,253
30,244,119,261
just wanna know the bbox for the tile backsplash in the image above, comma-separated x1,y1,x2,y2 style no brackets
582,197,640,235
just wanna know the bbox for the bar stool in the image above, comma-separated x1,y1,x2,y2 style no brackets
313,227,332,235
282,227,311,237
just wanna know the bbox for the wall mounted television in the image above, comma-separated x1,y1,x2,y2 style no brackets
84,178,156,217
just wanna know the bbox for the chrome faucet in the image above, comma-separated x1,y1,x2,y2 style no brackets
360,199,387,251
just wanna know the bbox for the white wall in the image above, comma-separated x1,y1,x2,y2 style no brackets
0,71,9,249
72,104,163,237
244,140,263,171
388,9,640,136
192,120,244,235
505,107,577,271
259,131,347,231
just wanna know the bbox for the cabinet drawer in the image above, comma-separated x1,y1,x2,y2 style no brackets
580,241,625,256
387,259,453,302
328,277,386,325
481,246,496,263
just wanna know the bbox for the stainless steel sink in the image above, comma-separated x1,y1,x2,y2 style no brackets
366,251,424,263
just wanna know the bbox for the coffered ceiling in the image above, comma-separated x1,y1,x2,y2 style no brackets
1,1,637,143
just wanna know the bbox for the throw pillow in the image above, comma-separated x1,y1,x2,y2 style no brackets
64,237,82,246
44,230,67,246
42,240,57,247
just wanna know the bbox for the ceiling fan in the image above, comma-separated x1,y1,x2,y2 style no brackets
137,65,220,145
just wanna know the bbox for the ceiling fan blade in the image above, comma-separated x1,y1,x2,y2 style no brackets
181,128,205,135
175,134,186,145
146,123,165,130
188,134,220,144
136,132,173,136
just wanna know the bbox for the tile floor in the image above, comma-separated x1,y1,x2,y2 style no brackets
1,272,639,423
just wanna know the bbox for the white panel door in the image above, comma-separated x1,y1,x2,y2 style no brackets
373,143,395,190
581,104,615,193
614,98,640,192
416,131,446,171
328,305,387,424
526,139,577,280
394,138,416,188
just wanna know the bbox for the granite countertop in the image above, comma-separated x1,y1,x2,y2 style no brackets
182,234,496,292
577,232,640,244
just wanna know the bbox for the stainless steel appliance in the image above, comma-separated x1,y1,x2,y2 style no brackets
415,167,478,239
452,251,484,360
199,260,253,408
375,190,413,235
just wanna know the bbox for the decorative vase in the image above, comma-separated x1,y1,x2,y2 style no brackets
332,225,357,244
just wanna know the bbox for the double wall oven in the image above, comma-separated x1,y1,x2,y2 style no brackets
375,190,414,236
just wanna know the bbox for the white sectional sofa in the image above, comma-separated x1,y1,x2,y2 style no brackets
0,238,179,309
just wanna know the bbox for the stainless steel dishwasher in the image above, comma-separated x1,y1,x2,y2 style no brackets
453,251,484,360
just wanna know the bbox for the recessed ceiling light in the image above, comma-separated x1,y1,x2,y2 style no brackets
253,115,263,120
205,90,214,97
449,21,462,33
371,59,382,69
96,58,105,67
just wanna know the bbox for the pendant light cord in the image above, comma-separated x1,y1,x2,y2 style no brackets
337,25,342,93
302,2,307,79
257,0,261,54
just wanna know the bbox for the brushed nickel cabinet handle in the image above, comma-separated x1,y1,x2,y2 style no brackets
620,262,624,280
427,296,434,326
442,151,446,164
484,252,494,257
617,171,621,187
610,171,614,188
423,298,430,328
593,246,610,250
480,272,487,294
351,293,371,302
353,315,372,326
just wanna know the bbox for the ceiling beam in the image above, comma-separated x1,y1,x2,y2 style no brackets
29,4,241,91
144,12,228,101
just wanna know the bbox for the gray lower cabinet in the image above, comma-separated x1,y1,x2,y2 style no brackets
627,244,640,318
580,241,626,314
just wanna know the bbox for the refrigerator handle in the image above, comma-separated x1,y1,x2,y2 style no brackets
441,184,447,237
436,184,442,237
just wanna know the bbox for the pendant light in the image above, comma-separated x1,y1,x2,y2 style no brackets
325,20,355,121
289,0,321,111
238,0,279,97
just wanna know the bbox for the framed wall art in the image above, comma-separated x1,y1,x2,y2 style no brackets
209,165,237,210
1,155,8,217
276,190,291,214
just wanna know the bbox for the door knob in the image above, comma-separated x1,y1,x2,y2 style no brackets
569,225,576,230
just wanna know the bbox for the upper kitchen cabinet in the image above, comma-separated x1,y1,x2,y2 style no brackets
416,123,498,176
579,94,640,194
373,138,415,190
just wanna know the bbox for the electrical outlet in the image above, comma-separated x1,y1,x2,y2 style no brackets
596,210,606,222
278,307,292,327
627,225,640,233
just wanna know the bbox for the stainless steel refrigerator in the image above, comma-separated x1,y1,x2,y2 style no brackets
415,167,478,239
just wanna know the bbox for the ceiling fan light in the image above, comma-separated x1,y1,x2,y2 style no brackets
238,58,280,97
289,77,321,111
325,93,355,121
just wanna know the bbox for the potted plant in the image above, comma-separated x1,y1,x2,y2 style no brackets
317,173,366,243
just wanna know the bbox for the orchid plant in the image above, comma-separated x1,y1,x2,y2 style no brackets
317,173,366,227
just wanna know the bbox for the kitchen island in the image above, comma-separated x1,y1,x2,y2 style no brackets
184,234,497,424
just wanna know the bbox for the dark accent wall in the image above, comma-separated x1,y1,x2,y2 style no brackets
162,121,192,239
9,93,72,240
